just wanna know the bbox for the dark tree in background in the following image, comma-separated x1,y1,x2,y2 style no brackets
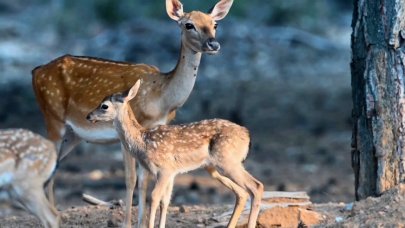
351,0,405,200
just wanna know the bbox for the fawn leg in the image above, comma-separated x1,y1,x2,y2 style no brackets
122,144,137,228
158,176,174,228
219,164,263,228
149,172,171,228
206,166,248,228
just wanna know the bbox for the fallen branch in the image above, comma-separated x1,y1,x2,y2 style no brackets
82,193,125,208
82,193,112,206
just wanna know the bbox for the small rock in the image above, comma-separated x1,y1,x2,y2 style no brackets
179,205,189,213
399,183,405,194
88,170,104,180
298,208,323,226
107,219,118,227
250,206,323,227
116,199,124,207
335,216,344,223
344,202,353,211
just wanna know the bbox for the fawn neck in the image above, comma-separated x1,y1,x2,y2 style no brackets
162,41,202,110
114,102,146,154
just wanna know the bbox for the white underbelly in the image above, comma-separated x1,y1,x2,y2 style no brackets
66,121,119,143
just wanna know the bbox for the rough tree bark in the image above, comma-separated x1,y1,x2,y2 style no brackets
351,0,405,200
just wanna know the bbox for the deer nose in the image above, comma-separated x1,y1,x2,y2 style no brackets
86,114,91,120
206,38,220,51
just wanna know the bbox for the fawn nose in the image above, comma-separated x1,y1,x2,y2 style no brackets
205,38,220,51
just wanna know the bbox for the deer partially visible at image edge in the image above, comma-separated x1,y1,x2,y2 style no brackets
0,129,59,228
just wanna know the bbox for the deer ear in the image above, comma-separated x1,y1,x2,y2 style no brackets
166,0,184,21
210,0,233,21
125,80,141,102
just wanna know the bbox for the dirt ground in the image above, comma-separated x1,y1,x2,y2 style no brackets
0,184,404,227
316,184,405,227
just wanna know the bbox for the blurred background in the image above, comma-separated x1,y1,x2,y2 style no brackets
0,0,353,213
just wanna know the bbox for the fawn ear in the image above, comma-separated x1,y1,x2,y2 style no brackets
166,0,184,21
125,80,141,102
210,0,233,21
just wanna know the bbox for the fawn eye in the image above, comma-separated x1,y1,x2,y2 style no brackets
101,104,109,110
185,23,195,30
214,24,218,29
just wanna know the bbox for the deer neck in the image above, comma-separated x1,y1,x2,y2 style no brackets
114,103,146,154
162,42,202,110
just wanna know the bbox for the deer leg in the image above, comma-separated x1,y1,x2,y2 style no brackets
14,183,59,228
149,172,171,228
47,125,81,206
241,170,263,228
137,165,151,228
46,179,57,207
58,124,82,161
218,164,263,228
122,144,136,228
158,176,174,228
206,166,248,228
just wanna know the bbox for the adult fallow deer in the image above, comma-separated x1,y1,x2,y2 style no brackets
32,0,234,227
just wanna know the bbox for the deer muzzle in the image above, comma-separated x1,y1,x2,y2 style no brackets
203,38,220,53
86,114,98,123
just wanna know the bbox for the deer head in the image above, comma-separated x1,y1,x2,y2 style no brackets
87,80,141,123
166,0,234,54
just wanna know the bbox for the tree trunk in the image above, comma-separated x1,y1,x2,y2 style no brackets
351,0,405,200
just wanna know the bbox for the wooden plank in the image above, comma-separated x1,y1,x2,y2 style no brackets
214,201,312,220
262,191,310,200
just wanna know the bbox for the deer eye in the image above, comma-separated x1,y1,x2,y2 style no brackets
214,24,218,29
101,104,109,110
185,23,195,30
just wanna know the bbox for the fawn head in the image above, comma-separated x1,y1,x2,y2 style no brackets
87,80,141,123
167,0,233,54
